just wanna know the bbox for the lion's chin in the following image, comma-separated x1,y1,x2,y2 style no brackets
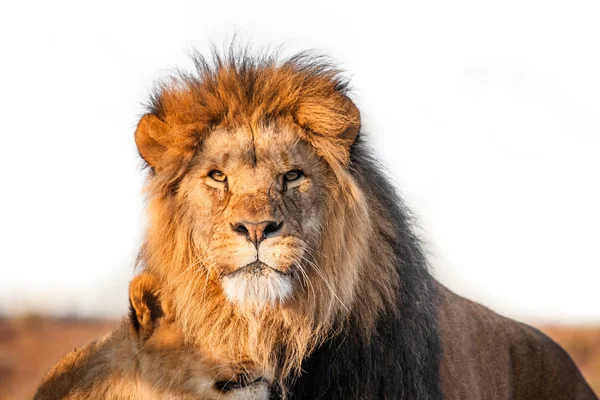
222,264,293,310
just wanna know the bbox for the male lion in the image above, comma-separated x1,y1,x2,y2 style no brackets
34,272,270,400
134,49,597,399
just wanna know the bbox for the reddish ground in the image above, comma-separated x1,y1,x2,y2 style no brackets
0,317,597,399
0,317,117,400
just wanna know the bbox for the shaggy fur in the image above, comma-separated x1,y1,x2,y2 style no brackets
135,47,597,399
34,272,270,400
285,140,442,399
136,49,382,383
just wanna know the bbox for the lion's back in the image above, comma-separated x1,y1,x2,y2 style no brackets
437,283,597,400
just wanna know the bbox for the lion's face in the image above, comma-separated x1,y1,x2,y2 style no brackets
135,54,375,377
176,121,332,309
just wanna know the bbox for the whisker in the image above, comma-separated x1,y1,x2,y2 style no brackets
294,261,315,302
171,253,217,283
299,254,348,313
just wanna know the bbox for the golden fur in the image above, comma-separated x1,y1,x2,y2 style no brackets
135,51,397,380
34,272,270,400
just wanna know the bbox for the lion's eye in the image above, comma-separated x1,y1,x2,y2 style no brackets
208,170,227,182
284,170,303,182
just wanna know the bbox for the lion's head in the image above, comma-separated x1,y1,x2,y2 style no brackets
136,50,398,378
35,271,271,400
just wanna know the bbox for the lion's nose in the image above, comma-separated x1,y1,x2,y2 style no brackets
231,220,283,248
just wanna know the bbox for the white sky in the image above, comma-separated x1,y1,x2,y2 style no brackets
0,0,598,323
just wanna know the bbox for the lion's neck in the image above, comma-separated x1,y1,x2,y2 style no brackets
165,278,318,379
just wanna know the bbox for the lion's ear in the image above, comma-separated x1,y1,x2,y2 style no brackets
340,97,361,144
128,272,166,339
296,94,361,147
135,114,169,169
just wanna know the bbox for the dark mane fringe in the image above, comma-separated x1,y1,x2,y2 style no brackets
287,137,442,399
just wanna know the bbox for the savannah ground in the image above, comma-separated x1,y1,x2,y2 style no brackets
0,317,597,399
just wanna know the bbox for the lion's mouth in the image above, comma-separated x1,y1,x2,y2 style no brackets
221,261,294,308
214,376,270,393
224,261,292,278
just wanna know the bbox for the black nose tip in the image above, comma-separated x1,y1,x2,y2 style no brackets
231,220,283,247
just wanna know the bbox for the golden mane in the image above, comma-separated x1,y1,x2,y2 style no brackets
137,50,398,380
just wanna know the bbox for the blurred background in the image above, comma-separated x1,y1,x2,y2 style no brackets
0,0,598,397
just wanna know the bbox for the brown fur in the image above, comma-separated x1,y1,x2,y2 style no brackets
34,272,270,400
438,285,596,399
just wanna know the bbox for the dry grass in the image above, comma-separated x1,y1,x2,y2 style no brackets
0,317,597,399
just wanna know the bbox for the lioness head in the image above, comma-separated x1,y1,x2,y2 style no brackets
35,271,271,400
129,272,271,398
136,51,396,377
